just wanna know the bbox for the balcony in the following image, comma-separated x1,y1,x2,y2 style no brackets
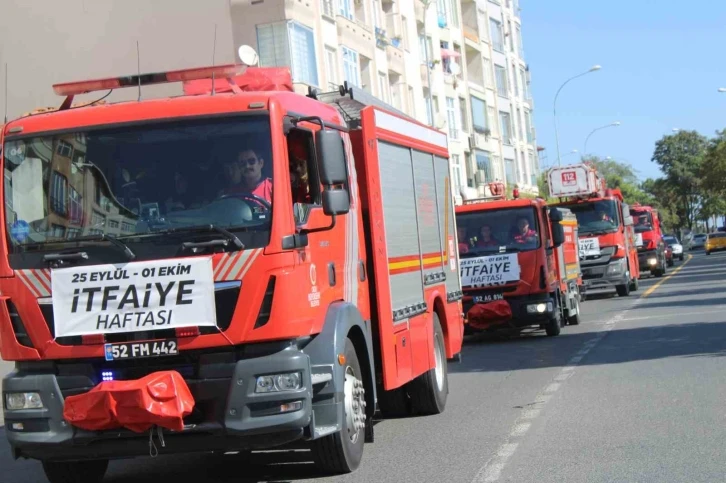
337,16,375,59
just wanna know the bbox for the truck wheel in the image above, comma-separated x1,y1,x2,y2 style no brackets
567,295,581,326
629,276,639,292
679,254,684,261
408,314,448,415
42,459,109,483
667,258,674,267
312,338,365,474
616,282,630,297
706,250,711,256
376,386,410,418
545,301,562,337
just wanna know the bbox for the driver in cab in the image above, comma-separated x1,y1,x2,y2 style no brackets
220,148,273,203
512,217,537,244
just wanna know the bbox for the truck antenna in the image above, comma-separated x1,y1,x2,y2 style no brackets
3,63,7,123
211,24,218,96
136,41,142,101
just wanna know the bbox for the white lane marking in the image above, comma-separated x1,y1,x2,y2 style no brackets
620,308,726,322
471,298,644,483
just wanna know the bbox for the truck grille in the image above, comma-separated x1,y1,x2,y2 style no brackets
37,281,241,346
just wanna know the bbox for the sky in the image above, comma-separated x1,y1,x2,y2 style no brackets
521,0,726,182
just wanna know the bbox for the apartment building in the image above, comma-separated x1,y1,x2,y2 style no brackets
0,0,539,200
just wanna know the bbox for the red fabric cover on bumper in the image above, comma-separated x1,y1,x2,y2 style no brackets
466,300,513,329
183,67,293,95
63,371,195,433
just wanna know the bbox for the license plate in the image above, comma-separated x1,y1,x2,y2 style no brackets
473,293,504,303
104,339,178,361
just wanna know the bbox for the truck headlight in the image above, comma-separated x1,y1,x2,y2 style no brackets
607,259,625,275
255,372,302,393
527,302,552,314
648,258,657,266
5,392,44,410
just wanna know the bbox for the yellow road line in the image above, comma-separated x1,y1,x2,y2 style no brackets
641,254,693,298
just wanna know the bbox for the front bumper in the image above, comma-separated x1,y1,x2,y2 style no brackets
581,258,629,291
637,249,659,271
3,344,320,461
464,292,555,331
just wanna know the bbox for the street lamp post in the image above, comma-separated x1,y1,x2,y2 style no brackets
553,65,601,166
583,121,620,155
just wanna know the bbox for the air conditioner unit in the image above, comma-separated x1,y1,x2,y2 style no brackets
468,134,476,150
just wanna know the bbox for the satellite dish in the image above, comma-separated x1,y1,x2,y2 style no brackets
449,61,461,76
238,45,259,67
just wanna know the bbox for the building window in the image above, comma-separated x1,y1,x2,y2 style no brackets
459,97,469,133
471,96,487,133
451,154,463,196
69,187,83,225
56,141,73,159
490,18,504,52
499,111,512,144
529,150,538,185
378,72,389,103
91,210,105,228
50,171,68,216
339,0,354,20
494,64,508,97
50,224,66,239
321,0,335,17
508,20,514,52
504,158,515,186
325,46,338,90
517,26,524,57
517,108,524,140
525,110,534,143
512,62,519,97
341,47,361,87
475,150,492,182
257,22,318,86
446,97,459,140
478,9,489,42
67,228,81,239
520,67,528,98
107,219,119,229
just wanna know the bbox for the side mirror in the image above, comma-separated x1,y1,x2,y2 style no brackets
315,129,350,217
548,208,563,223
552,223,565,247
315,129,348,185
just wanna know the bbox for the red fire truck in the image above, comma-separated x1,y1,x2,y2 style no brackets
548,163,640,297
630,203,667,277
0,57,464,481
455,185,583,337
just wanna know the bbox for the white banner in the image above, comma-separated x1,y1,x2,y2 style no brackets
51,257,217,337
635,233,644,247
459,254,520,288
578,237,601,257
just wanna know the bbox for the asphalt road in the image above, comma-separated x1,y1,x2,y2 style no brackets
2,250,725,483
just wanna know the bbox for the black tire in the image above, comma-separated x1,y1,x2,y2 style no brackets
667,258,674,267
679,254,684,261
629,276,639,292
42,460,109,483
545,299,562,337
408,314,448,415
616,283,630,297
312,338,365,474
706,250,711,256
376,386,410,418
567,294,581,326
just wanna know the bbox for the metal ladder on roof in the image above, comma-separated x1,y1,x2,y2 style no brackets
307,81,414,128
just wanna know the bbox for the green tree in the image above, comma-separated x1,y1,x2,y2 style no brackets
651,130,708,230
641,178,680,231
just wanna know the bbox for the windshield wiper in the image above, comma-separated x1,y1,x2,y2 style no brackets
40,234,136,263
169,225,245,251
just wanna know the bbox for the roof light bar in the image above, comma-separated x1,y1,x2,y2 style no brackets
52,63,246,96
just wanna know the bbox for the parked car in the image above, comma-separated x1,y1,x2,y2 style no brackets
690,233,707,250
705,232,726,255
664,235,684,261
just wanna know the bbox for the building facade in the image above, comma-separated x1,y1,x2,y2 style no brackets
0,0,539,202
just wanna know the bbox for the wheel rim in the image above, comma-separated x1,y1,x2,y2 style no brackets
343,366,365,444
434,334,445,391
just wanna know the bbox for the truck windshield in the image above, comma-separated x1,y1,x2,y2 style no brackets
631,210,653,233
456,206,540,255
3,115,274,262
560,200,620,236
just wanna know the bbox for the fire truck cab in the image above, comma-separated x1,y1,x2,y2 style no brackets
630,203,667,277
455,185,582,337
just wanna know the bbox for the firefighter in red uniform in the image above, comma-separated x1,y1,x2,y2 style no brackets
512,217,537,244
476,224,500,247
220,148,273,203
457,225,470,254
